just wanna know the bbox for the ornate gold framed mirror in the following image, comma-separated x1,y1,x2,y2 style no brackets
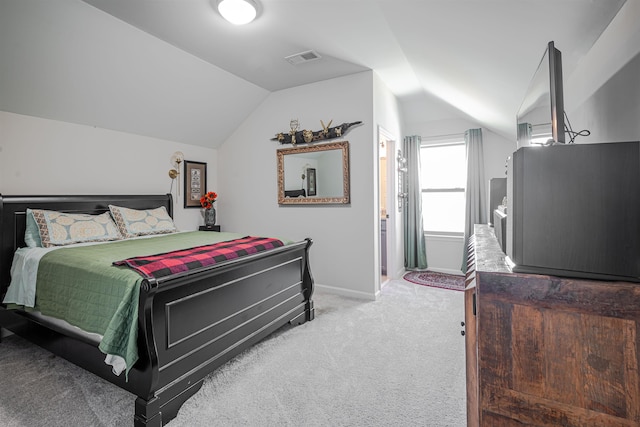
277,141,350,205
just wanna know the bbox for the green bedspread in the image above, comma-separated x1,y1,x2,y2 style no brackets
34,231,250,378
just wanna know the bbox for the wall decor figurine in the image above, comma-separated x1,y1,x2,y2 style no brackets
289,119,299,145
273,120,362,144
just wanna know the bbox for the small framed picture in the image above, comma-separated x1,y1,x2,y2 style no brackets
184,160,207,208
306,168,317,196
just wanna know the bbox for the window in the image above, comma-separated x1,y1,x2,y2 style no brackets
420,142,466,234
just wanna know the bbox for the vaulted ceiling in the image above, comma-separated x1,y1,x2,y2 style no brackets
81,0,626,142
0,1,628,147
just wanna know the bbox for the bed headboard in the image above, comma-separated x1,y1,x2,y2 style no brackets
0,193,173,300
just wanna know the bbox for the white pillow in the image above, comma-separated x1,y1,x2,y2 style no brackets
109,205,177,238
30,209,121,248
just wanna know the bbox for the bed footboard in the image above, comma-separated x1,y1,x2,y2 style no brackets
132,238,314,426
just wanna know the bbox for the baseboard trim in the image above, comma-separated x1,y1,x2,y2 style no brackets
314,283,376,301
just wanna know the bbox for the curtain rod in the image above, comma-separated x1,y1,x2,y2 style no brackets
420,133,465,145
420,132,465,140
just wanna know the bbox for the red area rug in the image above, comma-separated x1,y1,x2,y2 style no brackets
403,270,465,292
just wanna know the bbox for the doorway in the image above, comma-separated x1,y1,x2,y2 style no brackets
378,126,396,288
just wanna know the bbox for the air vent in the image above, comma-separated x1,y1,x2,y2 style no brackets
285,50,321,65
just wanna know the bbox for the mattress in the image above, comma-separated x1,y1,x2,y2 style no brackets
3,231,278,377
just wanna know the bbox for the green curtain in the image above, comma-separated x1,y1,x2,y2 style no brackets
461,128,486,272
403,135,428,270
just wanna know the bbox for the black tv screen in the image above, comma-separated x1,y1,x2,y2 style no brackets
516,41,565,147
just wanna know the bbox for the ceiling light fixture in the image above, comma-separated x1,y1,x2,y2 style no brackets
217,0,258,25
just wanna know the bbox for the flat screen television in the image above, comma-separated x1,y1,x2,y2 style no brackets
516,41,565,148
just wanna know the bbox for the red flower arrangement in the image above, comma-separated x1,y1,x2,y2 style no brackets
200,191,218,209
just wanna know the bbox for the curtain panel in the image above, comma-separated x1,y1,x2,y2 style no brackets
403,135,428,270
461,128,486,272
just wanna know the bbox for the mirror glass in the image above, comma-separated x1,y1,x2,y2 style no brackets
277,141,350,205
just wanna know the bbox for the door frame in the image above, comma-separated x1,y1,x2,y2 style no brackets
377,126,398,292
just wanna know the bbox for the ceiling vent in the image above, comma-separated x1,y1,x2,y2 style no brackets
285,50,321,65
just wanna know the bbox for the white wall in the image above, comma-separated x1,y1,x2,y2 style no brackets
373,73,404,285
562,0,640,144
564,0,640,119
0,111,216,230
566,51,640,143
218,72,378,299
0,74,401,301
0,0,267,148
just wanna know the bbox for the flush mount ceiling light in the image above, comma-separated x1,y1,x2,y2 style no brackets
217,0,258,25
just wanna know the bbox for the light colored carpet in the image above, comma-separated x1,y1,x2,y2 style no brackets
0,279,467,426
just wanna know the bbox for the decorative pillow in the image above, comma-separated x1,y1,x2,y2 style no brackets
30,209,122,248
24,208,43,247
109,205,177,238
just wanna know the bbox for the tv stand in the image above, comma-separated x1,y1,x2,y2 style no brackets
465,224,640,426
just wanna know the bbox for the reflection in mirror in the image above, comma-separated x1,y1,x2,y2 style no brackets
277,141,350,205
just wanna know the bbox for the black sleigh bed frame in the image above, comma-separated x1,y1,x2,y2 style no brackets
0,194,314,426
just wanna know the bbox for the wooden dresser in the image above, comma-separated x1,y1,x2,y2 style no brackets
465,224,640,426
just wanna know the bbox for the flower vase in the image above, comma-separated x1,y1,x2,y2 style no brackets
204,207,216,227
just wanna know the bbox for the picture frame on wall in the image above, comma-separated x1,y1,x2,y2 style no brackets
184,160,207,208
306,168,317,196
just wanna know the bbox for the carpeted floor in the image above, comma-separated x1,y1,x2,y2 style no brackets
403,270,465,291
0,335,133,426
0,278,467,426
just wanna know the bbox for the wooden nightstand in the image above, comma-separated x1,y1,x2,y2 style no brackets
199,225,220,232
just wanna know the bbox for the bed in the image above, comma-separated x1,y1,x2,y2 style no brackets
0,193,314,426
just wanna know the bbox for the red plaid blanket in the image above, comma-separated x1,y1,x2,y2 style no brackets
113,236,284,280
